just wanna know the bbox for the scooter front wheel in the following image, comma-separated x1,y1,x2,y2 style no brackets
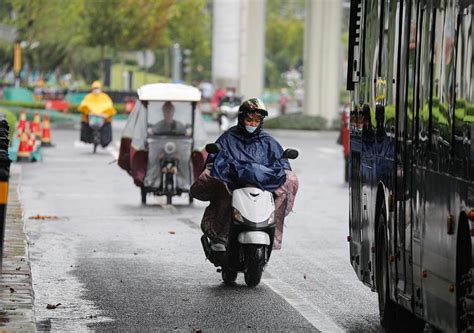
221,268,237,285
244,245,266,287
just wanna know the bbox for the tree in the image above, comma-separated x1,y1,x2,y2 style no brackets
2,0,87,83
265,0,305,88
167,0,211,82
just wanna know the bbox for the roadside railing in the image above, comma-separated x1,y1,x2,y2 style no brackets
0,117,11,270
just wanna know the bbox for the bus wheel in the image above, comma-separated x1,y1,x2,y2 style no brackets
457,219,472,331
376,205,425,332
376,213,398,329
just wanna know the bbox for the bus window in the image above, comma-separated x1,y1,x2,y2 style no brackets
429,5,455,171
406,0,419,146
383,0,400,136
454,5,473,180
418,4,434,165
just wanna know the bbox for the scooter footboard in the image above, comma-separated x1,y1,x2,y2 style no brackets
237,231,270,245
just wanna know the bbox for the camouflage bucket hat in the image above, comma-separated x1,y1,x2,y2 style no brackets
239,98,268,117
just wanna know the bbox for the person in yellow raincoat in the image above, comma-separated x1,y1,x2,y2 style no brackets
78,81,117,147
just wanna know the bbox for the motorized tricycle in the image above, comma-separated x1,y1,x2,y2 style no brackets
118,83,207,205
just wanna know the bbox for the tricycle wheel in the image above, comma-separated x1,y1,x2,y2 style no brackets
166,194,172,205
141,187,147,205
189,194,194,204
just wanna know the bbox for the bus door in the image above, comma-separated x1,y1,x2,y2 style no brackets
394,0,415,306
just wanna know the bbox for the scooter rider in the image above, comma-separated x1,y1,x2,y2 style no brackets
191,97,299,251
78,81,116,147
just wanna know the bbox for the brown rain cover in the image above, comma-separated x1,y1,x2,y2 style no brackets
190,169,299,250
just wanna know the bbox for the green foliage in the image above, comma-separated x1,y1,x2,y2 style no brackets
167,0,211,82
0,99,45,109
264,113,327,130
0,108,17,141
265,0,305,88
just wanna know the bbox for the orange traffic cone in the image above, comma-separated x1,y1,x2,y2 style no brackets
30,112,42,138
41,113,52,146
17,131,31,160
17,110,27,135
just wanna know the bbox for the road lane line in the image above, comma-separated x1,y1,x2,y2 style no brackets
262,272,344,333
106,146,119,159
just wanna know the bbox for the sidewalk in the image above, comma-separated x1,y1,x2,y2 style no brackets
0,165,36,332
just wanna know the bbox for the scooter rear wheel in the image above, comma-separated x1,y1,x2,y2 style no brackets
141,187,147,205
221,268,237,285
244,245,265,287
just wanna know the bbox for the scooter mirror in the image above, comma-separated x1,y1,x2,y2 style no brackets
282,148,299,160
205,143,220,154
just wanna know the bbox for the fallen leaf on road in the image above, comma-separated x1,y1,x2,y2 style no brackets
304,273,307,280
46,303,61,309
9,288,14,293
15,267,20,271
133,252,138,255
29,215,60,220
168,231,176,234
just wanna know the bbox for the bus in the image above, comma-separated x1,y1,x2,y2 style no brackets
346,0,474,331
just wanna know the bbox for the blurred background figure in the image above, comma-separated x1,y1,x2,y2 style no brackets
278,88,289,115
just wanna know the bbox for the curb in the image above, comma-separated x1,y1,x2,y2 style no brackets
0,165,36,332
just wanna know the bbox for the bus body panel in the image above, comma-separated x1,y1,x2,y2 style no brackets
347,0,474,330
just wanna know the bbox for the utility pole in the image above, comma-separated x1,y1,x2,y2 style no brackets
13,42,21,87
171,43,182,83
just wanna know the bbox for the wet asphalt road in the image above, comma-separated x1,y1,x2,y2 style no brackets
20,121,381,332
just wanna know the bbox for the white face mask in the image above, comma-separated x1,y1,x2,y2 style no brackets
93,88,101,94
245,125,258,133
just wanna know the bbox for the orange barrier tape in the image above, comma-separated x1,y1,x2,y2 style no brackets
0,182,9,204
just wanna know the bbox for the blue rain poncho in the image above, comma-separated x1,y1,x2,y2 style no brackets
207,123,291,192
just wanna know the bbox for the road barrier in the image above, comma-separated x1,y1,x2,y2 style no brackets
41,113,52,146
0,117,11,269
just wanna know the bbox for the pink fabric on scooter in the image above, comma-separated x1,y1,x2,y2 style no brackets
191,169,298,250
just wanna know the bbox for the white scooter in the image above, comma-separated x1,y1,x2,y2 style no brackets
218,103,240,132
200,143,298,287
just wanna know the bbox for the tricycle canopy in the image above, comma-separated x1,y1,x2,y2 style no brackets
137,83,201,102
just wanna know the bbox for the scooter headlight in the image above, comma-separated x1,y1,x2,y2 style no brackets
267,212,275,225
233,208,244,222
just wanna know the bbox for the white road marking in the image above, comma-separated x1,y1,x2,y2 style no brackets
73,140,90,148
315,147,339,155
262,272,344,333
74,140,119,159
106,146,119,159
